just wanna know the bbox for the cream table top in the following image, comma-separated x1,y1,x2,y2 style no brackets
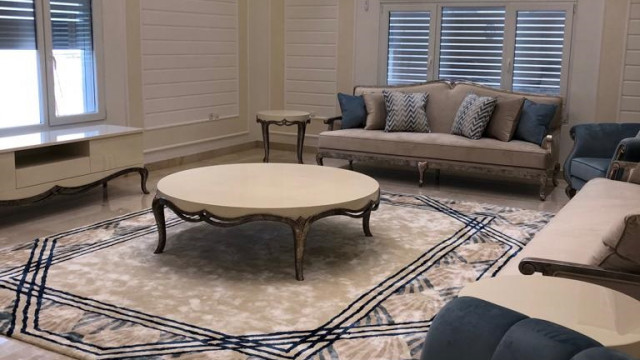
156,164,380,219
256,110,311,122
459,276,640,354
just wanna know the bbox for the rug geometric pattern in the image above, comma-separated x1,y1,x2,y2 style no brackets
0,192,553,359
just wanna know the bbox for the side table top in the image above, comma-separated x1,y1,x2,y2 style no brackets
459,276,640,349
257,110,311,122
156,164,380,219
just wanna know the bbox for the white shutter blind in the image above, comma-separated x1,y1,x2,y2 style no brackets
387,11,430,85
285,0,338,118
619,1,640,122
0,0,36,49
512,10,566,95
141,0,240,128
438,7,505,87
50,0,93,51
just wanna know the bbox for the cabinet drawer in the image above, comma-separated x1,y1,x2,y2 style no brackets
16,157,91,188
90,134,143,172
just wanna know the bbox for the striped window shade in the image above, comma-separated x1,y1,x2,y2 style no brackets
386,11,430,85
439,6,505,87
512,10,567,95
0,0,37,50
50,0,94,51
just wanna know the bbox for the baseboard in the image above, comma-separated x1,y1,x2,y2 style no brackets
146,141,259,171
260,141,317,154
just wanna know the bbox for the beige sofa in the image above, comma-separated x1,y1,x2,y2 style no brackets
316,81,563,200
502,176,640,300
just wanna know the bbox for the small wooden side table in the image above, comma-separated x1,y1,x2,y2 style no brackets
257,110,311,164
459,276,640,357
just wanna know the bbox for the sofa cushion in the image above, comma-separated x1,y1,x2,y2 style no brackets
500,178,640,275
451,94,497,140
354,81,563,134
363,92,386,130
337,93,366,129
514,100,558,145
485,97,525,142
571,157,610,181
383,90,430,133
600,214,640,273
318,129,550,169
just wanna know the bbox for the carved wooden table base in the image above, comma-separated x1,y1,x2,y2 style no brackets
257,117,311,164
0,167,149,206
152,196,380,281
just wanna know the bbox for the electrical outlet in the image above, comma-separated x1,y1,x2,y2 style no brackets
209,113,218,121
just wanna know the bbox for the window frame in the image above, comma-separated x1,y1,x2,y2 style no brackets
0,0,105,134
43,0,106,126
378,1,574,98
378,3,438,85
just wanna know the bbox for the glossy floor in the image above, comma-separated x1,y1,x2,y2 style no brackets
0,147,570,359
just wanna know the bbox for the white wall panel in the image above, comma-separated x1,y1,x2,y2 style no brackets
285,0,339,118
141,0,239,129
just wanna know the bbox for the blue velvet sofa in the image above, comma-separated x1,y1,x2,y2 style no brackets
421,297,637,360
564,123,640,197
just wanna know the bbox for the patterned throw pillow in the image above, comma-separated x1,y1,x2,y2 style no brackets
451,94,498,140
383,90,430,133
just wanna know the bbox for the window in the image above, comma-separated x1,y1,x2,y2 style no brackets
386,11,431,85
512,10,568,95
0,0,103,131
438,7,505,87
381,3,572,96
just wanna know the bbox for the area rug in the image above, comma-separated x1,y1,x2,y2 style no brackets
0,192,553,360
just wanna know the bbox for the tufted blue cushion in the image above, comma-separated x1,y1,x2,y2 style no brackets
420,297,527,360
337,93,366,129
570,157,610,181
514,100,557,145
491,318,602,360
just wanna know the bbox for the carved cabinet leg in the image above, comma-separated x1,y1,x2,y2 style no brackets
139,168,150,194
418,162,428,187
152,198,168,254
291,220,311,281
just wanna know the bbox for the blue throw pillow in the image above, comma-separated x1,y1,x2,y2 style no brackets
338,93,366,129
514,100,558,145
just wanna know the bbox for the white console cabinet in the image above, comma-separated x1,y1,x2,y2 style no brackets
0,125,147,205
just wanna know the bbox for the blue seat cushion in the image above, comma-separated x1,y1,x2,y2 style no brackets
572,348,636,360
571,157,610,181
491,318,601,360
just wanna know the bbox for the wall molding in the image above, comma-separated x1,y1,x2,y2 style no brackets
144,115,239,132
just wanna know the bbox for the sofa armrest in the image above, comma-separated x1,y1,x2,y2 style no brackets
541,135,553,152
323,116,342,131
614,136,640,162
608,160,640,182
519,257,640,283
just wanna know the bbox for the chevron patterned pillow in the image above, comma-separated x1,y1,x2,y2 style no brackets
451,94,497,140
383,90,430,133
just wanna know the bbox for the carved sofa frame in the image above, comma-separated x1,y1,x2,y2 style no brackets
316,81,562,201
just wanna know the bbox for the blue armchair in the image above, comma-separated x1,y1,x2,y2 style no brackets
420,297,637,360
564,123,640,198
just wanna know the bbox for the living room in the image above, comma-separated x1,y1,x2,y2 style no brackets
0,0,639,359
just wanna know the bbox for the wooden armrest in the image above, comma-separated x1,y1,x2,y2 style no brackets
519,257,640,283
541,135,553,152
324,116,342,131
607,160,639,181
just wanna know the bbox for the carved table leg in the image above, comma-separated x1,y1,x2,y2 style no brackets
348,160,354,170
291,219,311,281
260,121,271,163
152,198,167,254
363,209,372,237
434,169,441,184
316,153,324,166
552,164,560,188
296,122,307,164
418,162,428,187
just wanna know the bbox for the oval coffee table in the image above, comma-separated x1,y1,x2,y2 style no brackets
152,163,380,281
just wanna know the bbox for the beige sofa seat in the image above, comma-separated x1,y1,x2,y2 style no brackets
319,129,551,169
501,178,640,276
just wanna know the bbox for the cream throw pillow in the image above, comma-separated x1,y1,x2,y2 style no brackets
600,213,640,273
363,93,386,130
